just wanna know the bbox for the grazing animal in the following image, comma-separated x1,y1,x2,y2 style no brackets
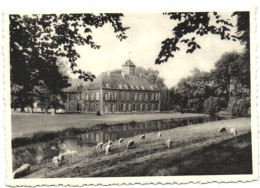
158,132,162,139
126,140,135,149
230,128,238,137
36,155,43,165
108,141,113,146
102,143,108,151
96,142,104,149
13,164,31,179
218,127,227,133
50,145,56,150
166,139,173,149
52,156,60,166
105,144,112,155
118,138,124,144
140,134,145,140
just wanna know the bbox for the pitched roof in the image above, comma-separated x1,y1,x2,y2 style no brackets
65,72,158,92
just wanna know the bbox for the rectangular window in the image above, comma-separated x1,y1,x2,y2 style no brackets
126,104,129,111
120,104,124,111
123,104,126,111
150,94,154,101
132,104,136,111
151,104,154,111
85,93,89,100
143,93,147,101
95,103,99,111
112,92,117,100
155,93,159,101
96,92,99,100
155,104,159,110
84,104,89,112
142,104,146,111
90,93,95,100
137,104,141,111
90,103,94,111
104,93,108,100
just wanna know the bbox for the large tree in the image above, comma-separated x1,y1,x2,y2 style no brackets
10,13,129,111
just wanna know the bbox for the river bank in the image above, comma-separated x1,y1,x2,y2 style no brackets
20,118,251,178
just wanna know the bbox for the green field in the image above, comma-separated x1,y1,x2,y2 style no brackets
23,118,252,178
11,112,208,138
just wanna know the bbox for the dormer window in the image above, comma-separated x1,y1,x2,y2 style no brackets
150,86,154,90
135,85,139,90
105,83,110,88
123,84,128,89
118,84,122,89
130,85,135,89
141,86,145,90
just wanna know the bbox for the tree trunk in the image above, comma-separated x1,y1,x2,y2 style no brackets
21,104,25,112
54,108,57,114
45,104,48,114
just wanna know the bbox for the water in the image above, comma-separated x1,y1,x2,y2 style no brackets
76,115,230,144
13,114,232,170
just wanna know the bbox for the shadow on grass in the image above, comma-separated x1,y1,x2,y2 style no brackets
96,133,252,177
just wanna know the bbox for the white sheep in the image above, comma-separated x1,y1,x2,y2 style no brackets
51,145,56,150
126,140,134,149
230,128,238,137
36,155,43,165
218,127,227,133
158,132,162,139
140,134,145,140
52,156,61,167
13,164,30,179
96,142,104,149
166,139,173,149
118,138,124,144
105,144,112,155
102,143,108,151
108,140,113,145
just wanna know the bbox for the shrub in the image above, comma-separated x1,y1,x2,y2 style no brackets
203,97,221,115
226,97,250,117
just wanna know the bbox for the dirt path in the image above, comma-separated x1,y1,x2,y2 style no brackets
25,118,251,178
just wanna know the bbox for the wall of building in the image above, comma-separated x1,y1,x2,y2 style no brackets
65,89,160,114
102,88,160,114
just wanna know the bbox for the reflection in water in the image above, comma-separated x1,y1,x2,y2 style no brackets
79,115,228,144
13,115,230,170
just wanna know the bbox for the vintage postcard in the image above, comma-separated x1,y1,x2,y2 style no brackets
4,7,258,186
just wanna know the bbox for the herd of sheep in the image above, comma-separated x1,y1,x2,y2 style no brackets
93,126,238,156
13,126,238,178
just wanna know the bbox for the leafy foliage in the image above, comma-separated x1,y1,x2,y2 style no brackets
10,13,129,111
156,12,249,64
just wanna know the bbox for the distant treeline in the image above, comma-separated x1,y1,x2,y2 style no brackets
160,51,250,117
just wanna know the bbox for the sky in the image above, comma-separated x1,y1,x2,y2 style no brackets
73,13,245,88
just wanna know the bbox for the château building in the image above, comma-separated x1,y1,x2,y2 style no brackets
64,59,160,114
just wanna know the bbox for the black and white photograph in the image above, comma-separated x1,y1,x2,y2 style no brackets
2,4,258,186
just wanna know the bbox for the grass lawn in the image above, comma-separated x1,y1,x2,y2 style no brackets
11,112,208,138
23,118,251,178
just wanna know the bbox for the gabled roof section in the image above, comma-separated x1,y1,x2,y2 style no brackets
64,75,102,92
65,71,158,92
101,72,157,91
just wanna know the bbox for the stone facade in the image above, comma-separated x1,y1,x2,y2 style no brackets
65,59,160,114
